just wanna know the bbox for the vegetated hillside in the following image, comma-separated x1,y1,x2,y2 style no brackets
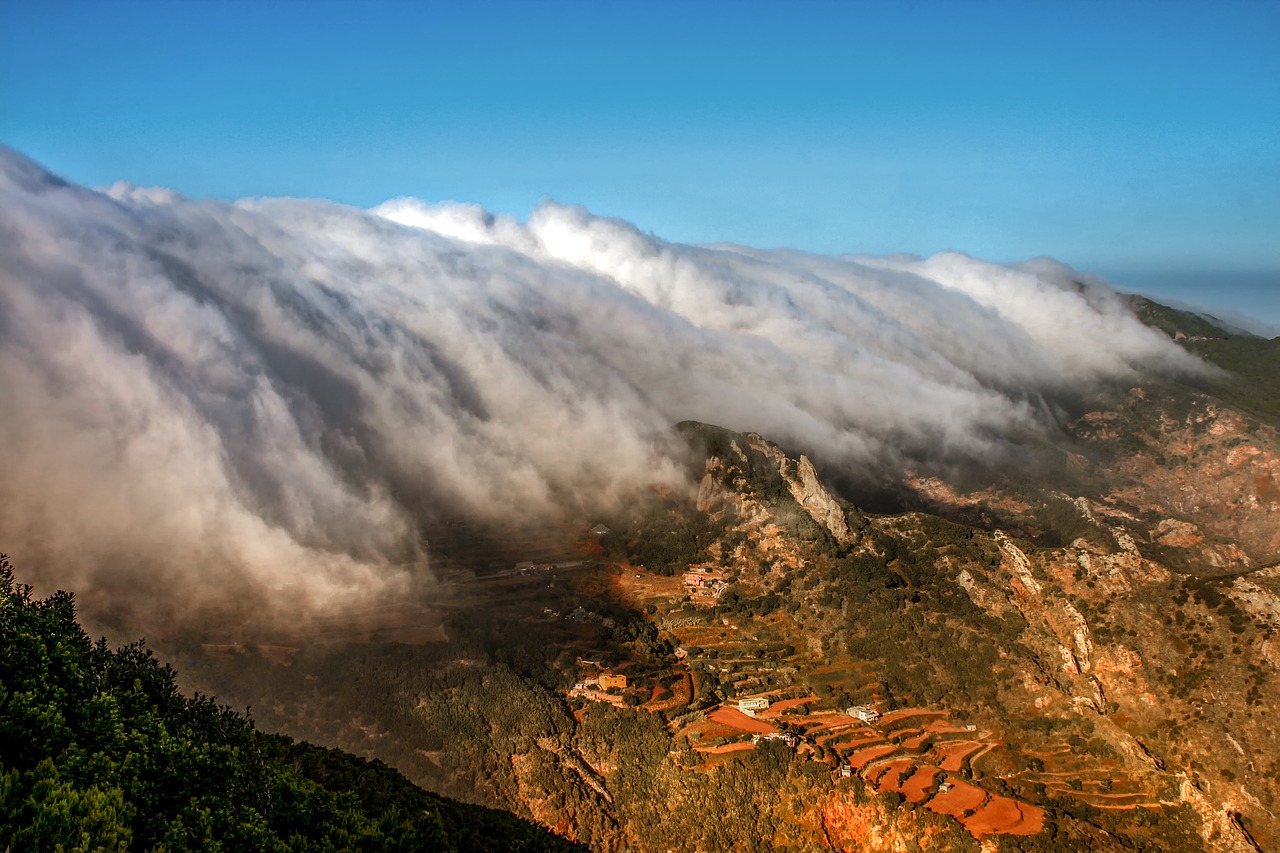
165,361,1279,851
0,555,586,853
82,300,1278,853
1127,295,1280,426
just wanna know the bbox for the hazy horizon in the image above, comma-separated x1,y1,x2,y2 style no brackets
2,0,1275,329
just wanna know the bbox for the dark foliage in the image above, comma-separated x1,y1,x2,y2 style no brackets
623,502,728,576
0,554,585,853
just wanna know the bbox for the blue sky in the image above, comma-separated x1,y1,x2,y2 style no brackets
2,0,1278,328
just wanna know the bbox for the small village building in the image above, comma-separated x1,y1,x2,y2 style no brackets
738,697,770,716
598,673,628,691
847,705,880,723
751,732,798,747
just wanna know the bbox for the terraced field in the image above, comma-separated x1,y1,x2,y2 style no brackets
577,525,1176,845
816,710,1043,837
669,692,1047,838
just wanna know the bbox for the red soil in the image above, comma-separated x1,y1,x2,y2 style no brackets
760,697,817,716
827,733,882,751
926,781,987,818
798,712,849,732
934,741,982,772
796,711,852,729
683,719,745,743
901,732,932,750
708,705,778,735
869,758,915,790
815,728,861,746
644,671,691,713
900,766,941,804
965,796,1044,837
848,744,899,770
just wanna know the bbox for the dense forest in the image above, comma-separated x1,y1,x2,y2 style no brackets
0,553,585,852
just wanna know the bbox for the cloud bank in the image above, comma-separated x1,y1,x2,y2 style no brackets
0,147,1201,629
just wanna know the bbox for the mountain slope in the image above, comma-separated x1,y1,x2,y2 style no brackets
168,372,1279,851
0,554,586,852
1126,295,1280,427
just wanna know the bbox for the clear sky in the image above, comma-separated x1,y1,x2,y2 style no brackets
2,0,1278,328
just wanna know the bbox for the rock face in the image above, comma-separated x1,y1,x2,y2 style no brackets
1075,392,1280,569
743,433,863,545
894,386,1280,851
789,455,860,545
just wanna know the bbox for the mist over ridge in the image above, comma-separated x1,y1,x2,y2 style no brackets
0,146,1203,628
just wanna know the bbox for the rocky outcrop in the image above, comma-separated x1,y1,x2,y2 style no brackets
788,455,861,545
1076,395,1280,567
745,434,863,546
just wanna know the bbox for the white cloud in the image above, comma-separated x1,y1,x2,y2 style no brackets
0,146,1205,630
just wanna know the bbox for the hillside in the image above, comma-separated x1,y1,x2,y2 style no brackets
161,334,1279,852
0,555,586,853
1126,295,1280,427
5,309,1278,851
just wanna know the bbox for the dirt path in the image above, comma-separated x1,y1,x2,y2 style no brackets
695,742,756,755
878,708,949,727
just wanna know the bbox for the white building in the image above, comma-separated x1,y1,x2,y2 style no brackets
751,732,798,747
847,705,880,723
